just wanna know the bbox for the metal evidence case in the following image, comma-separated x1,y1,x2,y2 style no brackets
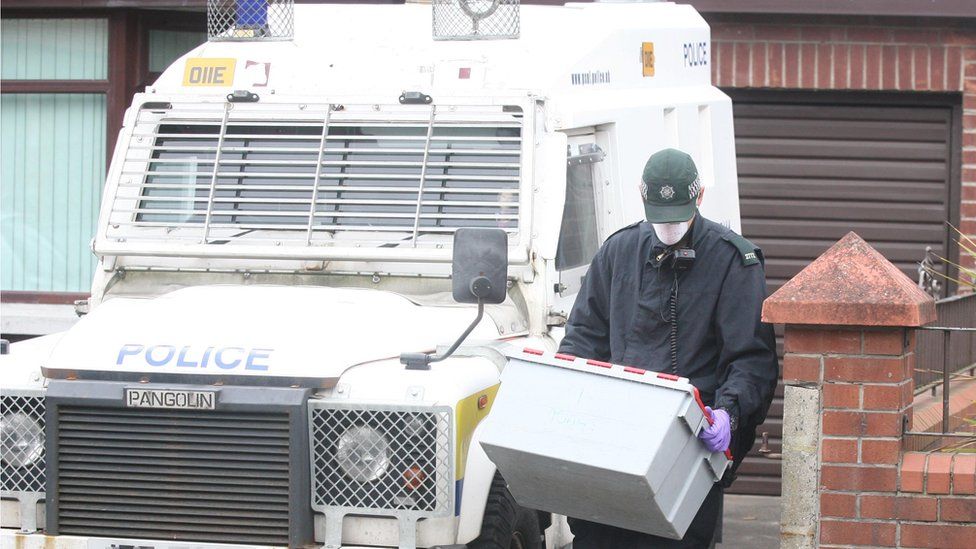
479,349,730,540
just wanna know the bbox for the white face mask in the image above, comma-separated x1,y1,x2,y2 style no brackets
652,221,691,246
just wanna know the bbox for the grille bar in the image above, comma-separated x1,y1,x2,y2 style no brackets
59,459,288,474
306,107,333,244
106,222,495,234
58,445,291,462
60,506,288,528
60,492,288,510
59,440,291,455
124,183,521,194
58,420,290,437
57,431,289,446
201,102,232,243
59,477,288,496
410,105,438,243
121,171,522,182
131,146,518,155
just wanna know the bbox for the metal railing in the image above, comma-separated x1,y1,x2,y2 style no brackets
914,293,976,394
905,293,976,451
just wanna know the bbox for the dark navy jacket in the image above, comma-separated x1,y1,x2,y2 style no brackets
558,215,778,471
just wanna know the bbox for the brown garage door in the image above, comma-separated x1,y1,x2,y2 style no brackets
727,91,959,496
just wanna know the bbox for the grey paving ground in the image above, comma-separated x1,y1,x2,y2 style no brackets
718,495,781,548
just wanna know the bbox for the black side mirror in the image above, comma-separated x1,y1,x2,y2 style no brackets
452,228,508,305
401,228,509,370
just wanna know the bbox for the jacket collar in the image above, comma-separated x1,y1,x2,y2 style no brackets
644,212,703,263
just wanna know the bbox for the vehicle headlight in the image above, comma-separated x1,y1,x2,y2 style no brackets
1,412,45,468
336,425,390,482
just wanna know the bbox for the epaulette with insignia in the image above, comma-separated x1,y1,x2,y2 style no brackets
722,233,762,266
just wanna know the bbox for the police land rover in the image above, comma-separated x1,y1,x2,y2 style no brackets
0,1,743,548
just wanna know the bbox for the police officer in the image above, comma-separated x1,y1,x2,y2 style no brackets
559,148,779,548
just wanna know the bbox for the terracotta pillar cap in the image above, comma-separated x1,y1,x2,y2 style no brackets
762,232,936,327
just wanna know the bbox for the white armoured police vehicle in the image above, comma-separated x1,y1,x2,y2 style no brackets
1,1,741,548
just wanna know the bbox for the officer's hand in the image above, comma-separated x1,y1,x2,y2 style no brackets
698,406,731,452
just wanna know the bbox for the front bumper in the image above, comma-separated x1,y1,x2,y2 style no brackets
0,531,285,549
0,531,412,549
3,382,461,549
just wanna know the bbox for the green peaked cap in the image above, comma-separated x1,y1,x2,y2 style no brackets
640,148,701,223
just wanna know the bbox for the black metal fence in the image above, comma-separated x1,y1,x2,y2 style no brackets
906,293,975,451
914,293,976,396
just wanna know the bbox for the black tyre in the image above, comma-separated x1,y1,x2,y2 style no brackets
468,473,544,549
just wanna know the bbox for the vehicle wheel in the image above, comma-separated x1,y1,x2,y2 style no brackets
468,473,543,549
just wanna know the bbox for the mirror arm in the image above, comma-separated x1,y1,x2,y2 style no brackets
400,300,484,370
430,300,484,364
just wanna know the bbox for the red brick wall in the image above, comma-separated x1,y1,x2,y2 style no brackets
895,452,976,549
709,22,976,284
781,323,976,548
819,449,976,549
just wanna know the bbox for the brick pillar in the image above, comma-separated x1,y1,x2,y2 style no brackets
763,232,937,549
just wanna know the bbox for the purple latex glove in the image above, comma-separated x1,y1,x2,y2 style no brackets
698,406,731,453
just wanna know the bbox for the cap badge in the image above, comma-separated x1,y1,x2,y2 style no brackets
659,185,675,200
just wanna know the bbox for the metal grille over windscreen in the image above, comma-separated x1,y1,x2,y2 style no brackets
54,406,292,545
107,101,523,249
0,390,46,494
433,0,520,41
309,404,453,516
207,0,294,41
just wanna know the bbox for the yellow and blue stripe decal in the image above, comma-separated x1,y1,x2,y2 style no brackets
454,384,500,514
